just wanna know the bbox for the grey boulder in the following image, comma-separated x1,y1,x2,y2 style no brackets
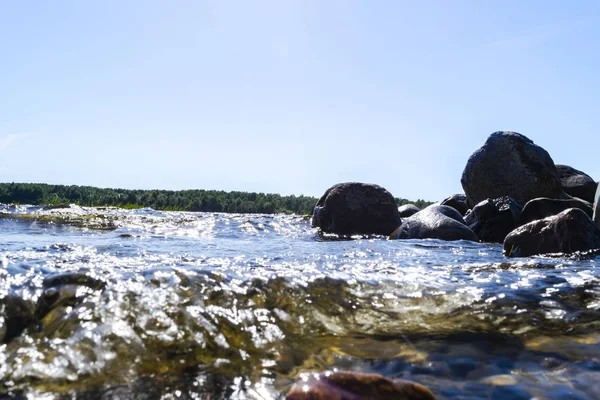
398,204,421,218
440,193,470,215
390,205,478,241
519,197,593,226
556,164,598,204
312,182,401,236
504,208,600,257
465,197,523,243
461,132,567,206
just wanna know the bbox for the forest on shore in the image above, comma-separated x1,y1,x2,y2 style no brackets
0,182,433,215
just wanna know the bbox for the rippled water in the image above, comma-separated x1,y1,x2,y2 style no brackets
1,205,600,399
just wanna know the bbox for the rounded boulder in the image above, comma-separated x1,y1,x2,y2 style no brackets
519,197,593,226
504,208,600,257
556,164,598,204
312,183,401,236
390,205,478,242
461,132,567,206
398,204,421,218
465,197,523,243
440,193,470,215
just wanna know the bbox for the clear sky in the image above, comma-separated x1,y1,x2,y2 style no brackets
1,1,599,201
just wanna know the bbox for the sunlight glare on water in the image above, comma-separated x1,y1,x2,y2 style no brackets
1,206,600,398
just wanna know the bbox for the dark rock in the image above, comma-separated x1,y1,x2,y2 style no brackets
285,371,436,400
465,197,523,243
42,271,106,291
504,208,600,257
398,204,421,218
440,194,470,215
461,132,567,206
36,271,106,320
556,164,598,203
390,205,478,242
312,183,401,236
1,294,37,343
595,184,600,231
520,197,593,226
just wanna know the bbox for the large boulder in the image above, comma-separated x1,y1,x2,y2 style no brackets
440,194,470,216
595,184,600,231
465,197,523,243
504,208,600,257
312,183,401,236
519,197,593,226
390,205,478,242
286,371,436,400
556,164,598,203
461,132,567,206
398,204,421,218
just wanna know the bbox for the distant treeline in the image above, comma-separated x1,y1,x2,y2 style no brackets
0,182,433,215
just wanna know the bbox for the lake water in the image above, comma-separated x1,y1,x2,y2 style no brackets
1,205,600,399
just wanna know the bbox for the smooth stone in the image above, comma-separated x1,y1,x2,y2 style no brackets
390,205,478,242
556,164,598,203
312,182,401,236
520,197,593,226
398,204,421,218
465,197,523,243
461,131,567,206
504,208,600,257
440,193,470,215
285,371,436,400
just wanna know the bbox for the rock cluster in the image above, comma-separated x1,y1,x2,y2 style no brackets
312,131,600,257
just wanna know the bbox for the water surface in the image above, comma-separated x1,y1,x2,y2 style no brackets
1,205,600,399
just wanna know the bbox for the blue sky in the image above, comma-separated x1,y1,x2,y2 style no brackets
1,1,599,201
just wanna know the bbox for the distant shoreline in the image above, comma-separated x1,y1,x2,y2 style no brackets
0,182,432,215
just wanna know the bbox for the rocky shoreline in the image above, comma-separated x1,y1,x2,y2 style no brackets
312,131,600,258
298,131,600,399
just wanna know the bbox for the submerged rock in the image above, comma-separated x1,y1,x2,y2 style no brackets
1,294,37,344
285,371,436,400
504,208,600,257
519,197,593,226
465,197,523,243
461,132,567,206
556,164,598,203
398,204,421,218
312,183,401,236
390,205,478,242
440,193,470,215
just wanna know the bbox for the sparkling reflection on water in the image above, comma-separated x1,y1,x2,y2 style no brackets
1,205,600,399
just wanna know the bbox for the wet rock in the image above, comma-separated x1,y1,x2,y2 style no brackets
312,183,401,236
285,371,436,400
1,294,37,343
556,164,598,203
440,194,470,216
464,197,523,243
504,208,600,257
42,271,106,291
519,197,593,226
36,271,106,320
461,132,567,206
390,205,478,242
594,183,600,231
398,204,421,218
